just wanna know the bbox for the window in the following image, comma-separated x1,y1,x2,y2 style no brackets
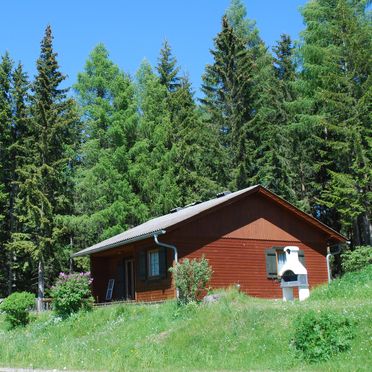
138,247,167,280
148,249,160,277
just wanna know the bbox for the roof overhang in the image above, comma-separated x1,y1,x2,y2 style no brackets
71,184,348,258
72,230,166,257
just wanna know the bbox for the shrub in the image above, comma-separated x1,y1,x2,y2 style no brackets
292,310,354,363
169,256,212,305
341,246,372,273
50,272,94,318
0,291,35,328
310,264,372,301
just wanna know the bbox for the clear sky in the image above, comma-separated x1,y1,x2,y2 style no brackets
0,0,307,97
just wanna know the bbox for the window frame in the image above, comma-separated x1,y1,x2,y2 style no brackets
147,248,161,279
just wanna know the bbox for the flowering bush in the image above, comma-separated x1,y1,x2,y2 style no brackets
169,256,213,305
0,291,35,328
50,272,94,318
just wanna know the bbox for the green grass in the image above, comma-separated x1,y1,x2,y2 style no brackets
1,266,371,371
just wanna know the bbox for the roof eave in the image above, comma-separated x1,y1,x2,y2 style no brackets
72,229,166,257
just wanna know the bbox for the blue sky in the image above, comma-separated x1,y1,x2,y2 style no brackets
0,0,306,97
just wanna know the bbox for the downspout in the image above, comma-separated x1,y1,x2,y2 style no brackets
326,242,348,284
153,232,179,299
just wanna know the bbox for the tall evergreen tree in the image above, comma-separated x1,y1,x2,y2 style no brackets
170,76,226,205
249,40,296,202
5,63,32,293
9,26,80,306
295,0,371,243
156,40,180,93
273,34,296,100
129,60,180,216
201,15,253,186
71,44,145,252
0,52,13,296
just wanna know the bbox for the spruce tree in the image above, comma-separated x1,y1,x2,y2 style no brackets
6,63,32,293
71,44,146,252
0,53,13,296
170,76,226,205
201,15,253,186
156,42,226,206
130,60,179,216
156,40,180,93
249,42,296,202
295,0,371,243
249,34,298,203
10,26,79,306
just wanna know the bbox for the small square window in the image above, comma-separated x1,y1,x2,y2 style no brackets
148,249,160,277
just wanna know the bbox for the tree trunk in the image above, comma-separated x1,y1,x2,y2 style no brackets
37,259,45,312
359,213,372,246
353,213,372,247
352,218,361,247
7,251,13,296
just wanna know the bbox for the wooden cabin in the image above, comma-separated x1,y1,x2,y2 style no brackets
73,185,346,302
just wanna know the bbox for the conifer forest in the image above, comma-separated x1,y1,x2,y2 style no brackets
0,0,371,297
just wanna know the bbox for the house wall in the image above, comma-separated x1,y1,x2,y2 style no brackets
91,193,330,302
91,239,175,303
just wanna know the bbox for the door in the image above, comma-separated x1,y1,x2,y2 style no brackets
124,259,135,300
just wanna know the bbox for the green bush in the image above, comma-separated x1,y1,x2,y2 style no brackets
0,291,35,328
50,272,94,318
169,256,212,305
342,245,372,273
310,264,372,300
292,310,354,363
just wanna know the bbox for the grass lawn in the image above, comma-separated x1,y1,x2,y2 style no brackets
0,266,371,371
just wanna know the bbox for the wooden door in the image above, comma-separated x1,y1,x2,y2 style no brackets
124,259,135,300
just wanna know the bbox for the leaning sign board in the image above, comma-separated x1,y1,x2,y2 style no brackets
105,279,115,301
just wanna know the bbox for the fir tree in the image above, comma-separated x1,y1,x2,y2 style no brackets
201,15,253,186
130,60,179,215
273,34,296,100
6,63,32,293
156,40,180,92
170,76,226,205
296,0,371,243
249,45,296,202
10,26,80,306
71,44,145,252
0,52,13,296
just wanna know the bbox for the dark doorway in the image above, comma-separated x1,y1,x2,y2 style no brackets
124,259,135,300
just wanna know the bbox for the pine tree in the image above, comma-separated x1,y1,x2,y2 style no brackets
0,52,13,296
71,44,146,252
170,76,226,205
156,40,180,93
273,34,296,101
296,0,371,243
249,42,296,202
10,26,80,306
130,60,179,215
249,34,298,203
201,15,253,186
5,63,32,293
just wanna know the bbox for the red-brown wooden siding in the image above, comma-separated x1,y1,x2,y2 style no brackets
90,192,333,302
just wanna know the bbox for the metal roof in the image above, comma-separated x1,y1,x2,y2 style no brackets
72,184,347,257
72,185,259,257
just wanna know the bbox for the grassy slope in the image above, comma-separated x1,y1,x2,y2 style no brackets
1,266,371,371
